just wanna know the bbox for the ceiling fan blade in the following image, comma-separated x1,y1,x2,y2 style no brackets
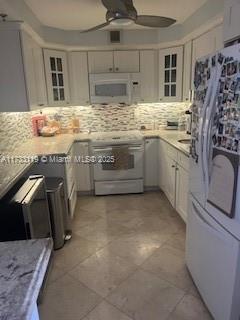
102,0,127,13
80,21,110,33
136,15,176,28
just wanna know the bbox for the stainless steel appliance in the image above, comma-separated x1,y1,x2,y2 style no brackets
91,131,144,195
0,175,52,241
89,73,141,104
186,45,240,320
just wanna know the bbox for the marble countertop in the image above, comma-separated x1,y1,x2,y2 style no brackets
142,130,191,156
0,238,53,320
0,129,190,199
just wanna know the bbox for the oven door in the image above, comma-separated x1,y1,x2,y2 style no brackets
22,176,52,239
92,144,144,181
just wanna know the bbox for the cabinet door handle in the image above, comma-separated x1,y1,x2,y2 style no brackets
109,68,113,71
172,165,175,168
115,67,119,71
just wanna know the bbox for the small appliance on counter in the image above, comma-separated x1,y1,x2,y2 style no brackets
165,120,179,130
31,114,47,136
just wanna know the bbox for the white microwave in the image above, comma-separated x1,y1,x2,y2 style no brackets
89,73,141,104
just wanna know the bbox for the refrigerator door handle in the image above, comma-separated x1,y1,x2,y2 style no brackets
203,65,223,194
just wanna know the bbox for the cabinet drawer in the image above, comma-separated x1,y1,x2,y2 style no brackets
177,151,190,171
165,142,178,160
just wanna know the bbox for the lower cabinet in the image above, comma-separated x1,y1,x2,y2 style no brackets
144,138,159,188
159,139,189,222
74,142,92,192
176,164,189,222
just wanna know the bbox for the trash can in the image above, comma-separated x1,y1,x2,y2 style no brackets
45,178,66,250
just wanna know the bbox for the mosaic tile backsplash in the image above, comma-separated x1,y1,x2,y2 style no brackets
0,112,32,153
0,102,190,152
38,102,190,132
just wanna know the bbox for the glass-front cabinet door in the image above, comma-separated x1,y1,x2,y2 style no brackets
44,49,70,106
159,46,183,102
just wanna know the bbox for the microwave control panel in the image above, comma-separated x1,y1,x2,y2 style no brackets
131,73,141,102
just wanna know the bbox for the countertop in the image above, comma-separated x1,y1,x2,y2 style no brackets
0,130,190,199
0,238,53,320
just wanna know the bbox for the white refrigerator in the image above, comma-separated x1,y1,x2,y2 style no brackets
186,44,240,320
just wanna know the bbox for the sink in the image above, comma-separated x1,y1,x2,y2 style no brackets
178,139,191,145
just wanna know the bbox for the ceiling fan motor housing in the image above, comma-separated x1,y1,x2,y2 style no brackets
106,9,137,23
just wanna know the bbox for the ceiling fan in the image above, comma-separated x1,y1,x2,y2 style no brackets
81,0,176,32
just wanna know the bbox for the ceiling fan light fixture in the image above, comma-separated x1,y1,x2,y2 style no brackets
110,18,134,26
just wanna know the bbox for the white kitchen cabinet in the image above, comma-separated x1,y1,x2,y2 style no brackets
88,50,139,74
144,138,159,188
191,26,223,89
159,46,183,102
113,50,140,73
214,25,224,51
88,51,114,73
22,32,48,109
140,50,158,102
164,156,177,208
176,165,189,222
44,49,70,106
0,23,31,111
182,41,192,102
158,139,167,192
74,142,92,192
224,0,240,43
68,52,90,105
158,139,190,221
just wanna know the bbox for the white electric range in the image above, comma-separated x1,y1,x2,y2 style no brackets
91,131,144,195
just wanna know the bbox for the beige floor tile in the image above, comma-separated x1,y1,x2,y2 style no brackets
168,294,213,320
48,259,66,284
75,218,132,244
165,229,186,252
141,245,194,291
54,234,106,272
69,247,137,297
39,274,102,320
107,269,185,320
105,234,164,265
83,301,133,320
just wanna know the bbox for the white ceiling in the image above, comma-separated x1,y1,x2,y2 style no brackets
24,0,208,31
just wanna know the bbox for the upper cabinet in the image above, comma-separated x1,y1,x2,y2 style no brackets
88,51,114,73
182,41,192,102
224,0,240,43
0,23,47,112
191,25,223,89
43,49,70,106
159,46,183,102
88,50,140,73
140,50,158,102
22,32,48,109
113,50,140,73
68,52,90,105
